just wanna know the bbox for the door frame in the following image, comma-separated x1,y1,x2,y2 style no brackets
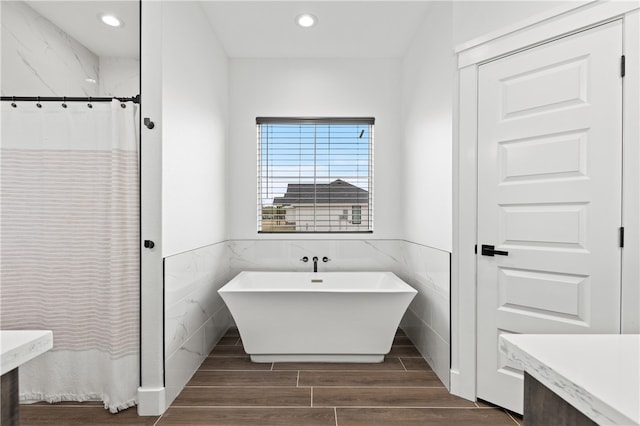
451,1,640,402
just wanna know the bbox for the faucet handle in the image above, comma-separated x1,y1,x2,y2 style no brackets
300,256,309,262
322,256,330,262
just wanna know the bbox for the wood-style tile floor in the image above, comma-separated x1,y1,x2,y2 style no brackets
20,328,523,425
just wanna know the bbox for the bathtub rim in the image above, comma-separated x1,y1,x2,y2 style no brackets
218,270,418,294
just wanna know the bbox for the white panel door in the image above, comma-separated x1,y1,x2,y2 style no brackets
477,21,623,413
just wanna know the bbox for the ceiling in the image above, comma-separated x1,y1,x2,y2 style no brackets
200,1,432,58
24,1,432,60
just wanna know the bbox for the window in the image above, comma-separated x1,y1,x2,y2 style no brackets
257,117,373,233
352,205,362,225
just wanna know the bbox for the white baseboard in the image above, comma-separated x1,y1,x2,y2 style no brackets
449,369,475,402
137,386,166,416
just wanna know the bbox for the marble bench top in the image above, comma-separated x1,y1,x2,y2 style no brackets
1,330,53,375
500,334,640,426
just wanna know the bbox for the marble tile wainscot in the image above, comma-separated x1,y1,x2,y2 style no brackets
164,242,234,408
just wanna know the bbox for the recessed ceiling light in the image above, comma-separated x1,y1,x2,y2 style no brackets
99,14,123,28
85,78,97,84
296,13,317,28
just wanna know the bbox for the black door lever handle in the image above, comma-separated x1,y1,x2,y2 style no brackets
481,244,508,256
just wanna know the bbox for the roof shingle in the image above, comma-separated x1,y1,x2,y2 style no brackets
273,179,368,205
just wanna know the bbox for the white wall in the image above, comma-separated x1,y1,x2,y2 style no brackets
227,58,402,240
399,1,454,389
161,2,228,257
452,1,582,47
401,1,454,252
159,1,231,408
622,9,640,334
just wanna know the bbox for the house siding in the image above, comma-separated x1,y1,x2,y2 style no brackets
283,204,370,232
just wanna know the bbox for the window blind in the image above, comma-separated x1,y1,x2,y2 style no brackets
257,117,374,233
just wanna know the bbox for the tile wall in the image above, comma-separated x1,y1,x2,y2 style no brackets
99,57,140,98
227,239,401,273
397,242,451,388
1,2,139,98
164,242,234,406
1,1,99,97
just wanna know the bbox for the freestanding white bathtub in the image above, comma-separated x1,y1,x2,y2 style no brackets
218,271,417,363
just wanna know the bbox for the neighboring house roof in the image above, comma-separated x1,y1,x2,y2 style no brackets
273,179,368,205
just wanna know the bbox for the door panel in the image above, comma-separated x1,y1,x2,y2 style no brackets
500,55,590,119
477,21,623,412
498,130,587,182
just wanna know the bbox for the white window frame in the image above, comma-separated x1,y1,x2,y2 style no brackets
256,117,374,234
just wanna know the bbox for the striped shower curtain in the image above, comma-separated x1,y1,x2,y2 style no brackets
0,100,139,412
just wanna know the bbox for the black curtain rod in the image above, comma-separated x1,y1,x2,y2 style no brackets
1,95,140,104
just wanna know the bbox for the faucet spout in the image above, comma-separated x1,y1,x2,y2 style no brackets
312,256,318,273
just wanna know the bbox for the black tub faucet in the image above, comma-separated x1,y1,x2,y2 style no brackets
312,256,318,273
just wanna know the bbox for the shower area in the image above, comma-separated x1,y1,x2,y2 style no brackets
0,0,141,412
0,0,239,414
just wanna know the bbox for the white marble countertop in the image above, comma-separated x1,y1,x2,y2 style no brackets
1,330,53,375
500,334,639,426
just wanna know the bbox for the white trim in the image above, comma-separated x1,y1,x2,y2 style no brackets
136,387,166,416
453,0,597,54
622,10,640,334
457,1,639,69
140,0,165,416
450,64,478,401
453,1,640,403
